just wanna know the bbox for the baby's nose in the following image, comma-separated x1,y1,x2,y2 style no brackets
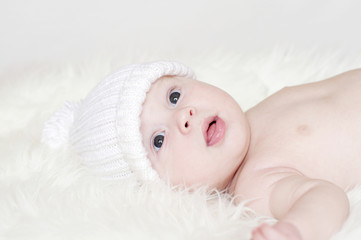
176,107,196,134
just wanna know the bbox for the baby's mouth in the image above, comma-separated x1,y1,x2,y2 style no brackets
203,116,226,146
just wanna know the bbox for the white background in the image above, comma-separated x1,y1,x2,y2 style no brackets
1,0,361,74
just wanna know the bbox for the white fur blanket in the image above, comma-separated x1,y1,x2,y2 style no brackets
1,47,361,240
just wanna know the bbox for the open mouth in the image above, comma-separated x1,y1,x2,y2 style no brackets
203,116,226,146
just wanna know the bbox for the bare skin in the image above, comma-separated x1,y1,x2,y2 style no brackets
230,69,361,240
140,69,361,240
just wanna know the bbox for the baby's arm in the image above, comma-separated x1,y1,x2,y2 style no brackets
253,174,349,240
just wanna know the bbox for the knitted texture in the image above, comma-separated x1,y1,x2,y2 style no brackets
42,61,195,182
42,101,80,148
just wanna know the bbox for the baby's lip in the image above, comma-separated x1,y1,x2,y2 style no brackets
202,116,226,146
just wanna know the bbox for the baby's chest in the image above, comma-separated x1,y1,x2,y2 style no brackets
251,98,361,188
250,121,361,189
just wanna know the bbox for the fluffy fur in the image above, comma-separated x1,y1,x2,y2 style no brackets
1,47,361,239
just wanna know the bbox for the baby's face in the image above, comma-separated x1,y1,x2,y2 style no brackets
140,76,250,189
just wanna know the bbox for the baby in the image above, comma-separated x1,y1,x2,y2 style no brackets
42,61,361,240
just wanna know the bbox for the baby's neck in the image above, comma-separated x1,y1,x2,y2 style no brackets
226,155,249,195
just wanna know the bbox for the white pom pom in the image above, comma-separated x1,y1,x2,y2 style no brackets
42,101,80,149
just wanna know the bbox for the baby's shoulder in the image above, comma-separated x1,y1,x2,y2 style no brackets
320,68,361,90
272,68,361,103
231,163,302,215
332,68,361,80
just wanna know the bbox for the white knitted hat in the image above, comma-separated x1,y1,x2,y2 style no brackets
42,61,195,182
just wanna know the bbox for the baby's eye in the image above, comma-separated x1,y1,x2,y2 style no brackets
153,132,165,152
169,90,181,106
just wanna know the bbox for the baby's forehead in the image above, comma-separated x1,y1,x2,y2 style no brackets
156,75,198,86
155,75,184,84
147,76,184,92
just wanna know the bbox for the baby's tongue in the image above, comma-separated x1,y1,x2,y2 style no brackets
207,123,216,143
